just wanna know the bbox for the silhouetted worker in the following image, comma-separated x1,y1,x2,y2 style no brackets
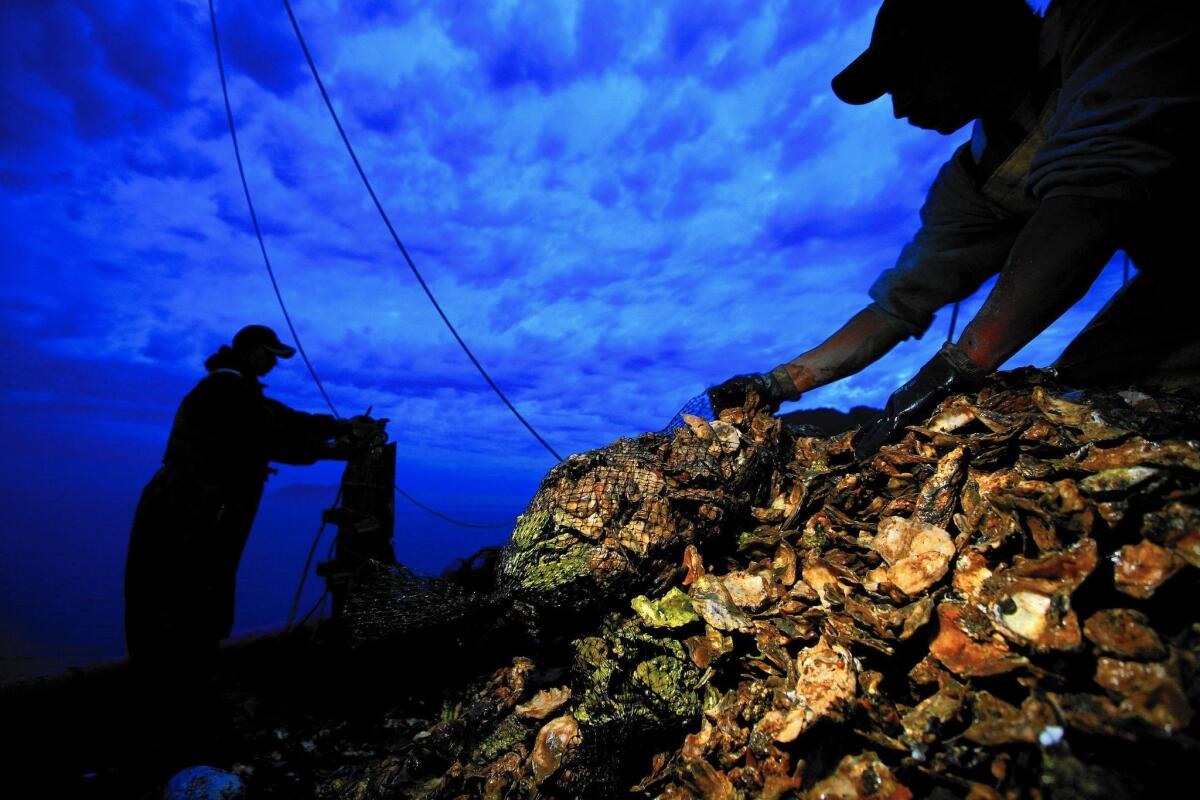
124,324,380,752
707,0,1198,457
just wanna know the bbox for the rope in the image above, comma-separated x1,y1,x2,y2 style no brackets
946,300,961,343
286,486,342,629
295,535,339,644
394,485,513,529
208,0,519,531
207,0,338,418
280,0,564,463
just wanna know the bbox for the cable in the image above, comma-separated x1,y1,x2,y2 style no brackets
295,587,328,629
295,534,338,646
394,485,513,529
286,486,342,629
281,0,564,463
946,300,961,343
209,0,519,531
208,0,338,418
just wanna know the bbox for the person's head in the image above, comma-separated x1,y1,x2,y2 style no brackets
832,0,1041,134
231,324,296,377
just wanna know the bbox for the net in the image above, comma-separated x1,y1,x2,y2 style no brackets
495,405,787,623
660,390,715,434
340,559,491,646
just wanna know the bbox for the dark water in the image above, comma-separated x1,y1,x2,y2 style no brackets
0,480,522,682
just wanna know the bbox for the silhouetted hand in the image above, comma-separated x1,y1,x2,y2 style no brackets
348,415,387,438
332,415,389,454
853,343,986,460
707,367,800,415
327,439,359,461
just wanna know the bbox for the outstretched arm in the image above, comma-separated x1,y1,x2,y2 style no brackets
776,306,909,395
708,144,1027,415
956,195,1126,370
707,306,908,414
853,194,1127,459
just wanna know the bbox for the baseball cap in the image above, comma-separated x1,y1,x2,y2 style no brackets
232,324,297,358
832,0,988,105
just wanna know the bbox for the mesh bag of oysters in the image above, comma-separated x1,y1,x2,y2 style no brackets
328,370,1200,799
339,397,784,644
493,402,785,625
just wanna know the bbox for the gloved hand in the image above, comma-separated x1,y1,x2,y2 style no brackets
853,342,986,461
708,366,801,414
333,415,389,447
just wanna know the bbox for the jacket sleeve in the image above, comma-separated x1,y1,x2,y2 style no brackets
261,398,343,465
868,145,1024,339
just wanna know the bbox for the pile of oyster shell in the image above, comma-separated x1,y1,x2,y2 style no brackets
332,369,1200,799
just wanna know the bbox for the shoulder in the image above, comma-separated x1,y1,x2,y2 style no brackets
189,370,262,403
1053,0,1199,84
202,368,252,387
1031,0,1199,201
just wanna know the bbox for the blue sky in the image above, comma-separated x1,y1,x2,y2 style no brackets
0,0,1120,669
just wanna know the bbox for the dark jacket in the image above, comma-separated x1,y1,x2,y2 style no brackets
125,349,343,659
869,0,1199,341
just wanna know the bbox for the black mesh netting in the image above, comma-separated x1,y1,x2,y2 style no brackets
660,390,715,434
341,559,489,646
555,712,672,800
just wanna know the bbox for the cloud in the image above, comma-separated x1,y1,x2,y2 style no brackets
0,0,1126,501
0,1,206,156
217,0,310,97
85,0,198,110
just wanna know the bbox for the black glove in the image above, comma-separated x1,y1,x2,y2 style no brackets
853,343,986,461
708,366,800,414
333,415,389,448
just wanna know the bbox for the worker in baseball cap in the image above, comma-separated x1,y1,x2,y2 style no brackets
705,0,1199,458
124,323,384,754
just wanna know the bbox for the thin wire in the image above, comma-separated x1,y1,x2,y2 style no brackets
207,0,338,418
281,0,563,463
298,542,336,647
394,485,513,529
287,486,342,629
209,0,516,530
946,300,961,343
296,588,328,630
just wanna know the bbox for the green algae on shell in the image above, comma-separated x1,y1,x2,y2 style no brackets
474,714,534,763
631,586,700,629
571,615,703,730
